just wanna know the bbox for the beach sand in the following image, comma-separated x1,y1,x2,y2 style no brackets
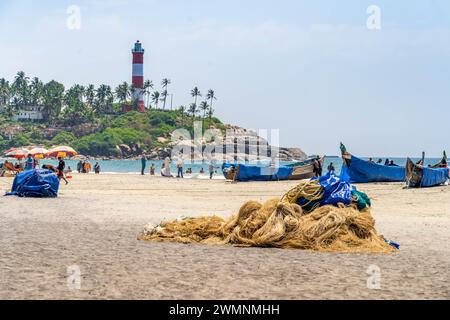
0,174,449,300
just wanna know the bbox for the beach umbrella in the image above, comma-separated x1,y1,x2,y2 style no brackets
4,147,19,154
5,147,29,159
29,147,49,159
46,146,78,158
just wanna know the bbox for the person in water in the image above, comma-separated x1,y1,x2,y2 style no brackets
384,159,390,166
377,159,383,164
57,157,69,185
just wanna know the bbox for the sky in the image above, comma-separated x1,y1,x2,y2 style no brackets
0,0,449,157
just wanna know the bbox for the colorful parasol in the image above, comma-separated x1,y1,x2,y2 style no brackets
29,147,49,159
46,146,78,158
5,147,30,159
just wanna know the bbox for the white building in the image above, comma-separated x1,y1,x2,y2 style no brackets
12,106,45,121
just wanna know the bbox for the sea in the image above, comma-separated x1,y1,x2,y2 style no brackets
9,156,441,176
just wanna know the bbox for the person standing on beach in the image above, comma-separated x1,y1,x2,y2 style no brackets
177,158,184,178
327,162,335,174
150,163,155,176
209,163,215,179
85,161,92,173
25,155,33,171
141,155,147,176
77,161,83,173
94,162,101,174
57,157,69,185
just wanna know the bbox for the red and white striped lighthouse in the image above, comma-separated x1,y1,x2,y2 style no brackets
132,40,145,113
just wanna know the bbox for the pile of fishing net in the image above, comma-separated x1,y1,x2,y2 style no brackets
139,173,396,253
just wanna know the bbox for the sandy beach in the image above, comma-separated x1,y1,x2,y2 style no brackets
0,174,449,300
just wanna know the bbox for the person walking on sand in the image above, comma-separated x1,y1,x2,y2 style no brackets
177,158,184,178
57,157,69,185
141,155,147,176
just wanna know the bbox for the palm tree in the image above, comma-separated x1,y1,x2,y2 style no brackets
42,80,65,122
143,80,154,109
95,84,113,114
12,71,30,106
188,103,198,119
151,91,161,109
160,90,168,110
206,89,217,111
199,101,209,127
85,84,95,108
161,78,171,109
207,107,215,122
0,78,11,107
29,77,44,106
178,105,186,119
115,82,130,105
191,87,202,105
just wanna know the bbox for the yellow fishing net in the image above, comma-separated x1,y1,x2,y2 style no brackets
139,180,394,253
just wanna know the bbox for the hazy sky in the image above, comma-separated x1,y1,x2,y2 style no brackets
1,0,449,156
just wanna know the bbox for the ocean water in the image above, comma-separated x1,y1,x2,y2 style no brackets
16,156,442,176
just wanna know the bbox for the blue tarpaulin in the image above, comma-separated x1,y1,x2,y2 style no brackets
6,169,60,198
297,171,371,211
420,167,449,187
317,172,354,207
343,155,406,183
223,164,294,181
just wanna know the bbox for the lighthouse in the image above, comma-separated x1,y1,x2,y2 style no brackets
132,41,145,113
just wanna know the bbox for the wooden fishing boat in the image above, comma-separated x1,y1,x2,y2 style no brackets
340,143,406,183
406,158,449,188
430,151,448,168
223,156,325,182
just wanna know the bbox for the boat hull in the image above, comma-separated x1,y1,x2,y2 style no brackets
406,158,449,188
342,155,406,183
223,158,324,182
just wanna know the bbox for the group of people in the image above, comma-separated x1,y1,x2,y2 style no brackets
76,160,101,174
368,158,399,167
140,155,218,179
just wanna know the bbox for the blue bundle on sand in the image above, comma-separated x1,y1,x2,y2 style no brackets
5,169,60,198
297,171,371,212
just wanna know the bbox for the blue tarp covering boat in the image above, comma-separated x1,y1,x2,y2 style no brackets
222,163,294,181
406,158,449,188
5,169,60,198
222,157,324,182
342,155,406,183
340,144,406,183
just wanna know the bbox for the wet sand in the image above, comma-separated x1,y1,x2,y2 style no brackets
0,174,449,300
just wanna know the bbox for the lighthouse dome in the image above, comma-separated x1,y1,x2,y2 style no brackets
132,41,144,53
